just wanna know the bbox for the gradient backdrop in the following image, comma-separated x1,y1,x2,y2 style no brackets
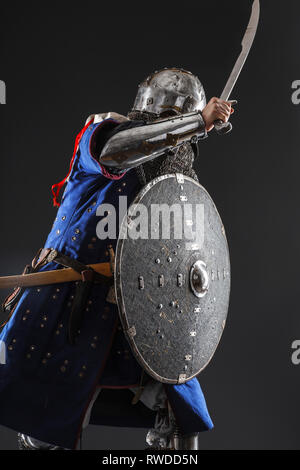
0,0,299,449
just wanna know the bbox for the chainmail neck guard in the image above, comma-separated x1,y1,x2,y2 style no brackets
128,111,199,186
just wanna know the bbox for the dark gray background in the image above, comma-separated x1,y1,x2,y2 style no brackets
0,0,299,449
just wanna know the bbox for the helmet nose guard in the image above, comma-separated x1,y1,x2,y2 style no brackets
131,68,206,117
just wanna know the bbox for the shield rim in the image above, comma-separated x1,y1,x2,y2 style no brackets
114,173,231,384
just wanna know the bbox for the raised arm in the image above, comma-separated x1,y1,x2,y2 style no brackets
99,98,234,170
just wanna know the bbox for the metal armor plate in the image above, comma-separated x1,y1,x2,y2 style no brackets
115,174,230,384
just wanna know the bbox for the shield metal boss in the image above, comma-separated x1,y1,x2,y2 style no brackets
115,174,230,384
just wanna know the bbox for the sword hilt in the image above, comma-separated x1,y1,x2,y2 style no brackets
214,99,237,135
214,120,233,135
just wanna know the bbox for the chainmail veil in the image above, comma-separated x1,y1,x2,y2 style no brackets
127,110,199,186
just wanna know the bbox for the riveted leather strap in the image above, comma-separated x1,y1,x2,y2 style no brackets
43,249,113,345
68,269,95,345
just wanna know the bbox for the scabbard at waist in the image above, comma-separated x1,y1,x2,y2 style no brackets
1,248,114,343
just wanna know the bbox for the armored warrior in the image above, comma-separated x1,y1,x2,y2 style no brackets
0,68,234,450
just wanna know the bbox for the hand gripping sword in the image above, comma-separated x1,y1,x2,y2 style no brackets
214,0,260,135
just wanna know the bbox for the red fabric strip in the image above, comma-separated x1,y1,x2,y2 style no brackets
51,119,94,207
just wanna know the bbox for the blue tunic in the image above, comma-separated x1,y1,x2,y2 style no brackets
0,116,213,449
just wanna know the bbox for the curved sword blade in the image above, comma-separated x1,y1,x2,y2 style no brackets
220,0,260,101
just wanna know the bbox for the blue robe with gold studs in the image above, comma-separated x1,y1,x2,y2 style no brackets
0,114,213,449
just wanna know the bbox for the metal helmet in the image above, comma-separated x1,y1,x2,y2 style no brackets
131,68,206,117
